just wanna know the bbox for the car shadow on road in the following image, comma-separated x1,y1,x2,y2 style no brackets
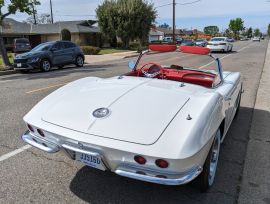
211,51,238,55
69,106,256,204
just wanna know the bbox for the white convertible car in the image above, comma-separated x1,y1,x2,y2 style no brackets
22,45,242,192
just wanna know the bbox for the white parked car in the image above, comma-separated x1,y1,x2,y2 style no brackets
252,37,260,42
207,37,233,52
22,45,242,192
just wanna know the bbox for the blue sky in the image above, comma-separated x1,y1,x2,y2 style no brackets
3,0,270,32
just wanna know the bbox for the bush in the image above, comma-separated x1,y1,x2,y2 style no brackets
117,42,124,48
129,42,140,50
80,46,101,55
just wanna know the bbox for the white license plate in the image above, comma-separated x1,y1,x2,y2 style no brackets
16,63,22,67
75,152,106,171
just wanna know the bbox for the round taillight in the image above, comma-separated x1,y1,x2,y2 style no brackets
134,155,146,165
37,129,45,137
27,124,34,132
155,159,169,168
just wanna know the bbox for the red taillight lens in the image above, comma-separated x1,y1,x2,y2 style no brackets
134,155,146,165
37,129,45,137
27,124,34,132
155,159,169,168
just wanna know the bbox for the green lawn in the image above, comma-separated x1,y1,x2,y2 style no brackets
0,54,14,71
99,48,132,55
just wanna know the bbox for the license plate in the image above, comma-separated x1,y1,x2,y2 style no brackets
16,63,22,67
75,152,106,171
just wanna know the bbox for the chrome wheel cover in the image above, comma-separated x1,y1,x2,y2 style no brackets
42,60,51,71
208,131,221,186
77,56,84,66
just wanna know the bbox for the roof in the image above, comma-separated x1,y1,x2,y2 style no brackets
1,18,100,35
149,28,164,36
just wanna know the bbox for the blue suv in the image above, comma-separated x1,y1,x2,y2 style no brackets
13,41,85,73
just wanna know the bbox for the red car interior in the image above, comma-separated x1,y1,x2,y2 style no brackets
127,45,216,88
127,67,216,88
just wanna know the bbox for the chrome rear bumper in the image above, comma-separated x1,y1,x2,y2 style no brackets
115,166,202,186
22,131,202,186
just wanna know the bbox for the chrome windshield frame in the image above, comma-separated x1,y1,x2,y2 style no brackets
132,49,224,83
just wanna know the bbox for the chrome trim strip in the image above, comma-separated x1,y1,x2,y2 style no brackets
21,131,60,153
115,166,202,186
62,144,99,157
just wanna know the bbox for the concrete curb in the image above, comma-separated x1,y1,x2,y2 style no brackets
238,41,270,204
123,53,140,59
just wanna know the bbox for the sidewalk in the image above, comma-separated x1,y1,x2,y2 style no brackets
84,51,139,64
238,41,270,203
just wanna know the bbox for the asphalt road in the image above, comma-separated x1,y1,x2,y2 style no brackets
0,40,268,204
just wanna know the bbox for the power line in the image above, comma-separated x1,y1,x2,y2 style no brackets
178,0,201,5
54,14,96,17
156,0,201,8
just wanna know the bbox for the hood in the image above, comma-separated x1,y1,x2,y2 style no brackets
16,51,46,59
41,77,190,145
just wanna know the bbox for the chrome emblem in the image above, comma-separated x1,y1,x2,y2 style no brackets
93,108,110,118
78,142,84,149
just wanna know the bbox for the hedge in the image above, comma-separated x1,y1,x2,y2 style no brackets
80,46,101,55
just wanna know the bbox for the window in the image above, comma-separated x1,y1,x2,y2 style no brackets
52,42,64,50
64,42,76,49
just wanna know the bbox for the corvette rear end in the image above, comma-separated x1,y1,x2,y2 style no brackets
21,45,242,191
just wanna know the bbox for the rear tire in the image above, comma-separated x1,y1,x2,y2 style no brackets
75,56,84,67
199,129,221,192
40,59,51,72
234,90,242,119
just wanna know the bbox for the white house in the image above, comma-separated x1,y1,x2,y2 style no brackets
148,28,164,42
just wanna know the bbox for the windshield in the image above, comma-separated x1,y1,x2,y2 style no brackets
31,43,53,52
16,39,29,44
136,50,216,73
211,38,226,41
196,39,204,42
182,39,192,42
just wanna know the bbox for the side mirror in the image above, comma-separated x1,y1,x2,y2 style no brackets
128,60,136,71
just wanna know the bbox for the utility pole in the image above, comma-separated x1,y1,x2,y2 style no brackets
31,0,37,24
172,0,176,43
50,0,54,24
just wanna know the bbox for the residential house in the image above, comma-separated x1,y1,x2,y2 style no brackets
148,28,164,42
0,18,101,50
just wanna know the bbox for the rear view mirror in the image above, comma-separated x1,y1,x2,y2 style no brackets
128,61,136,71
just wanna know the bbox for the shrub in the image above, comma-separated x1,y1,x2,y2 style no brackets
129,42,140,50
80,46,101,55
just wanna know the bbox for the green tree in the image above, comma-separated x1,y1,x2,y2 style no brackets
224,28,233,38
247,27,253,38
229,18,244,39
96,0,156,48
267,24,270,37
254,28,261,37
158,23,170,29
0,0,40,68
203,26,219,37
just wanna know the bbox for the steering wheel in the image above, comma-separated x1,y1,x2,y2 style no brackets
138,62,164,78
